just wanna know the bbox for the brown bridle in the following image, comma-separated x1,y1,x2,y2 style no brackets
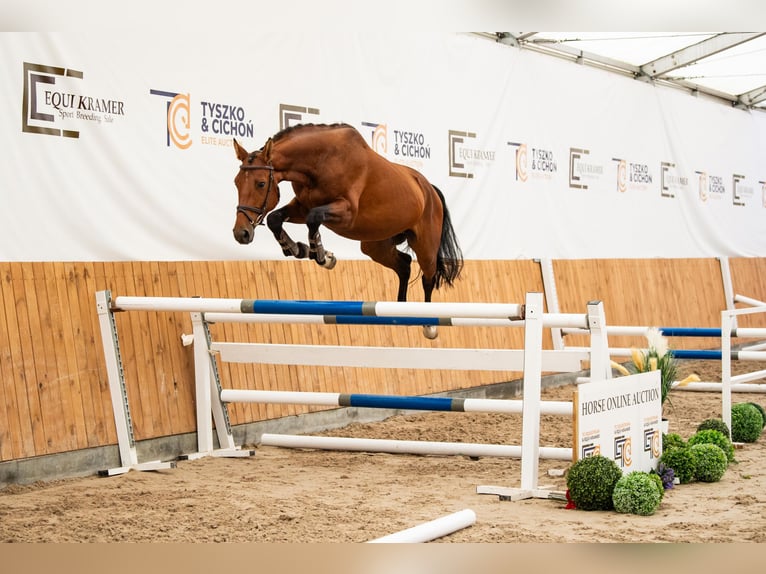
236,164,275,227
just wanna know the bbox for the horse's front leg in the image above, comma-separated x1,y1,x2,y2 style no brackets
266,205,310,259
307,227,337,270
305,203,352,270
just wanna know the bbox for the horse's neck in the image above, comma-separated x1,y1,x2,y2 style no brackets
271,139,324,184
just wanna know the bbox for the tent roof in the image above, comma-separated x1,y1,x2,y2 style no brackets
478,32,766,112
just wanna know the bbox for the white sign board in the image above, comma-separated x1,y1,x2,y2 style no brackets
576,371,662,473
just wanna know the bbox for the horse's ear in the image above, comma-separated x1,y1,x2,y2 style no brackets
262,138,273,162
233,138,249,162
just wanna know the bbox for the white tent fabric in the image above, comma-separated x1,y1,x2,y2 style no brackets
2,32,765,262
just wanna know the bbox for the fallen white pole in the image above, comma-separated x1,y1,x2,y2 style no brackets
259,434,573,460
367,509,477,543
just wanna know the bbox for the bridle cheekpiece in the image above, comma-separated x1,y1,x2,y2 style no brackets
236,162,275,227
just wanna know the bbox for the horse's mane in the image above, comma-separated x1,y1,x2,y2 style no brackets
271,122,354,143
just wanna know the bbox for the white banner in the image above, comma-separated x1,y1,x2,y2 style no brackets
1,32,765,262
577,371,662,473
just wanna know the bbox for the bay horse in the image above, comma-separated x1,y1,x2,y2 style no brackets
231,123,463,338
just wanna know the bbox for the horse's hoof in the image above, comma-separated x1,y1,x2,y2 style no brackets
422,325,438,340
322,253,337,270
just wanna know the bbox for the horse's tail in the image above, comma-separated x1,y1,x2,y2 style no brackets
432,185,464,289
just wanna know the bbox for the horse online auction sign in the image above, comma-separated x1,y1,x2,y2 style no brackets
576,371,662,473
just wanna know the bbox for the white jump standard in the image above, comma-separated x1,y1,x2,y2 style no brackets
96,290,616,497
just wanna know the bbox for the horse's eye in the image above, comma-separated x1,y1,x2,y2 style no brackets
257,181,266,189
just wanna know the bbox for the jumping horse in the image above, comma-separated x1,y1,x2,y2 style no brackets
231,123,463,338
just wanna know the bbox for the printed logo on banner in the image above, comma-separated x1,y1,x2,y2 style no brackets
21,62,126,138
732,174,754,207
449,130,494,179
580,429,601,459
611,158,653,193
613,423,632,468
568,148,604,190
150,89,255,149
280,103,320,130
507,141,557,183
694,171,726,203
361,121,432,170
644,423,661,459
660,162,689,198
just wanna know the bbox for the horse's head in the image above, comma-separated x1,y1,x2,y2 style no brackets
232,138,280,244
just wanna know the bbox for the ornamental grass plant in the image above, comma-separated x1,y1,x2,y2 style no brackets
610,327,699,411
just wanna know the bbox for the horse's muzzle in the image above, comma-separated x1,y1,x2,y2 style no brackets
233,225,254,244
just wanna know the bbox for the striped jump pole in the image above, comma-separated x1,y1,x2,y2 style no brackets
562,326,766,339
112,296,525,320
220,389,573,416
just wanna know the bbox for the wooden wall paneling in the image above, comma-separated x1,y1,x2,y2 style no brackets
553,259,725,353
89,262,118,446
148,261,187,437
0,263,33,461
159,261,197,434
48,261,88,451
241,261,274,422
62,262,103,448
343,261,379,396
9,263,46,458
268,261,298,417
730,257,766,328
0,263,17,460
167,261,198,432
22,263,64,454
106,261,153,441
255,261,291,420
130,262,169,439
281,261,317,404
217,260,253,425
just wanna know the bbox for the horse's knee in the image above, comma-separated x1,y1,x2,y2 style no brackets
266,211,283,234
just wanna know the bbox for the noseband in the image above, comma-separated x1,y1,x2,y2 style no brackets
237,164,275,227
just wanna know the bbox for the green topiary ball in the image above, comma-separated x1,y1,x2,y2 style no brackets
612,471,663,516
566,455,623,511
731,403,764,443
647,471,665,500
747,402,766,429
662,433,686,453
659,447,695,484
688,429,735,463
689,443,728,482
696,418,731,438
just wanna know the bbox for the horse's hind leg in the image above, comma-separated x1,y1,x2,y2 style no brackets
360,239,412,302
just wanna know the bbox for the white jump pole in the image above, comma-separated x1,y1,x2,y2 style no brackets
367,509,477,543
259,433,573,460
735,294,766,307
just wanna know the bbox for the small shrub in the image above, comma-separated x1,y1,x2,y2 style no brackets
697,418,731,437
612,471,663,516
659,447,695,484
566,455,623,511
662,433,686,452
731,403,764,443
689,443,728,482
747,402,766,429
688,429,735,463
